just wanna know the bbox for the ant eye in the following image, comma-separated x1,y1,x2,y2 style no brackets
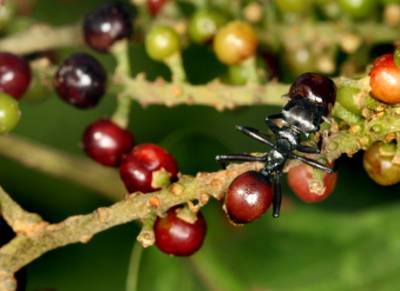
288,72,336,116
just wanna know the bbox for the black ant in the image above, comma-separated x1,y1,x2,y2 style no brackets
216,73,336,218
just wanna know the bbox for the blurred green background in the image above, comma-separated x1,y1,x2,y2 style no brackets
1,0,400,290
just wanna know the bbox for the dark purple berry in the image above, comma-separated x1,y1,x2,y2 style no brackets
0,52,31,100
54,53,106,109
83,2,132,52
154,208,206,256
82,119,135,167
288,72,336,116
119,144,178,193
225,171,273,224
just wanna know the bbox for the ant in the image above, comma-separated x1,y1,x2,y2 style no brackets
216,73,336,218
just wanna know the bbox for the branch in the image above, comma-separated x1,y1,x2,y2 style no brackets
0,23,82,55
0,162,263,281
0,135,124,200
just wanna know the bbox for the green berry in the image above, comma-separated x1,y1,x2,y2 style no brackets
145,25,181,61
227,64,248,85
338,0,377,19
188,9,226,44
0,93,21,134
336,86,362,115
274,0,312,13
0,0,16,31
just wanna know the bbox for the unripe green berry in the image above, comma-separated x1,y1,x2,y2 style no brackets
188,9,226,44
145,25,181,61
0,93,21,134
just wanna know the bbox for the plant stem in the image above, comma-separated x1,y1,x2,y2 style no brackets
126,242,144,291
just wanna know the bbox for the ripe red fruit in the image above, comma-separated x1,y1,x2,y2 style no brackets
119,144,178,193
82,119,135,167
288,163,337,203
154,208,206,256
369,53,400,104
54,53,107,109
0,52,31,100
148,0,168,16
83,2,132,52
224,171,273,224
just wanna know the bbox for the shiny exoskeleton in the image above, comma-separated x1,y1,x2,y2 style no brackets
216,72,336,218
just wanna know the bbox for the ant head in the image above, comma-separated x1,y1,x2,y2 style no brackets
288,72,336,116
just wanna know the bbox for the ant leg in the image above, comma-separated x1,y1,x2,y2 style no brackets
235,125,274,147
272,174,282,218
265,113,283,133
297,145,321,154
291,154,333,173
215,153,266,169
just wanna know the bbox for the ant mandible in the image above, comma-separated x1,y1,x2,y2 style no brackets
216,72,336,218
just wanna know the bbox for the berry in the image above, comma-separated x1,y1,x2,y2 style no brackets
0,52,31,100
188,9,226,44
82,119,135,167
154,208,206,256
0,93,21,134
83,2,132,52
288,163,337,203
119,144,178,193
288,72,336,116
338,0,377,19
148,0,168,16
284,47,316,77
274,0,313,14
363,142,400,186
336,85,362,115
369,53,400,105
224,171,273,224
145,25,181,61
54,53,107,109
213,21,258,65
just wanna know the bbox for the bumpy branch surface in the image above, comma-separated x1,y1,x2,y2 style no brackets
0,162,263,291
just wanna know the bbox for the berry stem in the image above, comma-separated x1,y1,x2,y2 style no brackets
111,40,133,128
125,242,144,291
164,53,187,83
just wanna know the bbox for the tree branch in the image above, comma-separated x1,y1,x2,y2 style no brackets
0,162,263,286
0,135,124,200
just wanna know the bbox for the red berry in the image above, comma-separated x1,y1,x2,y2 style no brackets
83,2,132,52
288,163,337,203
369,53,400,104
288,72,336,116
154,208,206,256
0,52,31,100
54,53,107,109
119,144,178,193
224,171,273,224
82,119,135,167
148,0,168,16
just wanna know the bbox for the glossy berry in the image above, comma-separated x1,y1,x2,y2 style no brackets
369,54,400,105
154,208,206,256
363,142,400,186
288,72,336,116
0,93,21,134
82,119,135,167
148,0,168,16
83,2,132,52
145,25,180,61
213,21,258,65
119,144,178,193
224,171,273,224
336,85,362,115
188,9,226,44
54,53,106,109
288,163,337,203
0,52,31,100
338,0,377,19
